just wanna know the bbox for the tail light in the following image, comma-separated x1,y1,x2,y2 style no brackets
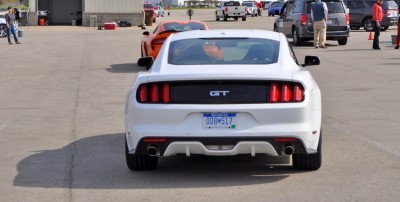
300,14,307,26
245,6,248,12
269,82,304,103
151,38,165,50
345,14,350,25
137,83,171,103
225,7,229,12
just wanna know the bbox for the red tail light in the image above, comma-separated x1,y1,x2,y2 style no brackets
137,83,171,103
225,7,229,12
138,84,148,102
300,14,307,26
269,82,304,103
161,83,170,103
150,84,159,103
152,38,165,46
269,83,281,102
281,84,293,102
293,84,304,102
345,14,350,25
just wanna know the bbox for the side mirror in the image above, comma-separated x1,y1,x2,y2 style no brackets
143,31,150,36
302,56,320,67
137,57,154,70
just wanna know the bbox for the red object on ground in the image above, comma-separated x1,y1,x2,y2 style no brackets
39,19,45,26
104,22,116,30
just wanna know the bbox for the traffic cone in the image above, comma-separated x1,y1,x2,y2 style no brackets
368,32,374,40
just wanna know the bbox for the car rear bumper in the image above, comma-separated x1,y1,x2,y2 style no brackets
298,25,350,40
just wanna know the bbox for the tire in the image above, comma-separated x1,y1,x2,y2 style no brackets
242,16,246,21
292,130,322,170
234,17,238,21
251,12,254,17
363,17,373,32
292,28,302,46
338,37,348,45
350,26,360,30
125,138,158,171
381,26,389,31
0,25,7,38
216,15,220,21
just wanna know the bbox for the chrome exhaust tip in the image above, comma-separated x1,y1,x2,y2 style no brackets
282,144,295,155
147,144,160,156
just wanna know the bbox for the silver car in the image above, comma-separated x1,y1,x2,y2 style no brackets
274,0,350,46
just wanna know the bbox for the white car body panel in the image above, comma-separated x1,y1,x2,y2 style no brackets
125,29,321,158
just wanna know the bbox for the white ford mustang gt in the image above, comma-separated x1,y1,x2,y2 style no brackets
125,29,322,171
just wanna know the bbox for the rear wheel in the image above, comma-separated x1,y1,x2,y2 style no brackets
292,28,302,46
363,17,373,32
125,139,158,171
242,16,246,21
0,25,7,38
292,131,322,170
338,37,348,45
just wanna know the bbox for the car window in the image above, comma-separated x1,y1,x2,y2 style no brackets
224,1,241,6
365,0,376,7
386,0,398,8
168,38,280,65
294,0,304,13
307,1,345,14
143,4,153,9
286,2,295,14
242,2,254,7
162,22,206,31
272,2,284,7
344,0,366,9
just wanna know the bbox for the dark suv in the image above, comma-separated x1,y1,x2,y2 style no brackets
343,0,398,31
274,0,350,46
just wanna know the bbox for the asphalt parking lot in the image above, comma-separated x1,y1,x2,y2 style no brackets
1,9,400,201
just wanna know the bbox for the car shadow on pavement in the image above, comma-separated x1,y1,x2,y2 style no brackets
106,63,145,73
14,133,309,189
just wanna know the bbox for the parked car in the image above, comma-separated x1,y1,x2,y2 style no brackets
143,3,157,23
140,20,209,60
269,1,285,16
156,6,165,17
343,0,399,31
0,15,6,37
216,1,247,21
242,1,259,16
274,0,350,46
128,29,322,171
262,0,277,9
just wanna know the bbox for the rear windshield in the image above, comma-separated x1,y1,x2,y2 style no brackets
242,2,255,7
163,22,206,31
143,4,153,9
223,1,241,6
386,0,398,8
307,1,345,13
168,38,280,65
272,2,284,7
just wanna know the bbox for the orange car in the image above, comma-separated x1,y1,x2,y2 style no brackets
140,20,210,60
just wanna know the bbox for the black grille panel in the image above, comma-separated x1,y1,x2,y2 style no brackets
170,81,269,104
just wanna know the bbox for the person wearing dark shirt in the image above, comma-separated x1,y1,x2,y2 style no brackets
5,7,21,45
372,0,383,50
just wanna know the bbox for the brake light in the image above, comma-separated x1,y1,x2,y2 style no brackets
273,138,298,142
137,83,171,103
269,83,281,102
345,14,350,25
281,84,293,102
225,7,229,12
143,138,167,143
152,38,165,46
300,14,307,26
269,82,304,103
150,84,159,102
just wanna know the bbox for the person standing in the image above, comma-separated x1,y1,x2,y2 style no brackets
372,0,383,50
5,7,21,45
311,0,328,48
